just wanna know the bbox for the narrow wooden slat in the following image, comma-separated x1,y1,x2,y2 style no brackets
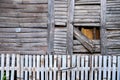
62,55,66,80
108,56,111,80
49,55,53,80
45,55,48,80
85,56,88,80
94,56,98,80
54,55,57,80
48,0,55,54
6,54,10,80
20,55,24,80
67,55,71,80
58,55,61,80
71,55,76,80
17,54,20,80
29,55,32,80
41,55,44,80
90,55,93,80
103,56,107,80
1,54,5,80
10,54,15,80
112,56,116,80
98,56,102,80
36,55,40,80
67,0,75,54
117,56,120,80
33,55,36,80
101,0,107,54
76,55,80,80
81,55,84,80
25,55,28,80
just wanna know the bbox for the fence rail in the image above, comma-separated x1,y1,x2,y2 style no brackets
0,54,120,80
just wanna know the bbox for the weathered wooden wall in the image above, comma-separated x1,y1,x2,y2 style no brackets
0,0,48,54
105,0,120,54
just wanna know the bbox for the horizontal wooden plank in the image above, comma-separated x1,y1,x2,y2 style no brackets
0,32,47,38
0,28,47,33
0,38,47,43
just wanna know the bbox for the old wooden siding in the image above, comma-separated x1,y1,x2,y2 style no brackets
106,0,120,54
0,0,48,54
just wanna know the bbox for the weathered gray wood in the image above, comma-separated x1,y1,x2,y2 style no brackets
67,0,75,54
101,0,107,54
48,0,55,54
74,27,94,53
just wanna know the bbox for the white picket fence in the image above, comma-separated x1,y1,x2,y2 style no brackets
0,54,120,80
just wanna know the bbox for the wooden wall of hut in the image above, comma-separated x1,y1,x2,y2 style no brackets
0,0,48,54
0,0,119,54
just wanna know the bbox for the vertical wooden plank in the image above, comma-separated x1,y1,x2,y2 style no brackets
33,55,36,80
90,55,93,80
36,55,40,80
48,0,55,54
62,55,66,80
6,54,10,80
67,0,75,54
85,55,88,80
67,55,71,80
117,56,120,80
98,56,102,80
11,54,15,80
29,55,32,80
54,55,57,80
25,55,28,80
81,55,84,80
41,55,44,80
76,55,80,80
45,55,48,80
94,56,98,80
108,56,111,80
71,55,76,80
17,54,21,80
21,55,24,80
101,0,107,54
112,56,116,80
49,55,53,80
1,54,5,80
58,55,61,80
103,56,107,80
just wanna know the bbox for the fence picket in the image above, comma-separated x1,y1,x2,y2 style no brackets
81,55,84,80
58,55,61,80
25,55,28,80
94,56,98,80
103,56,107,80
17,54,20,80
45,55,48,80
62,55,66,80
85,55,88,80
1,54,5,80
108,56,111,80
37,55,40,80
6,54,10,80
71,55,76,80
33,55,36,80
20,55,24,80
98,56,102,80
29,55,32,80
76,55,80,80
10,54,15,80
112,56,116,80
49,55,53,80
117,56,120,80
41,55,44,80
67,55,71,80
54,55,57,80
